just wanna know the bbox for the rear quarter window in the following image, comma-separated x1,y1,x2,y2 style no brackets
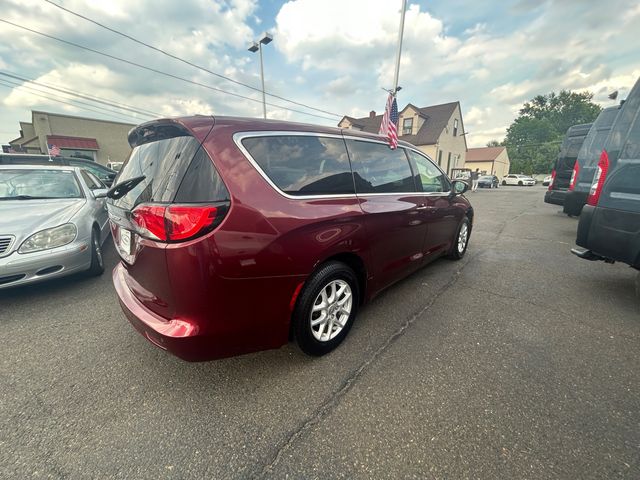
241,135,355,196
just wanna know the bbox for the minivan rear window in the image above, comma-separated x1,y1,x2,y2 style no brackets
241,135,355,196
113,135,201,209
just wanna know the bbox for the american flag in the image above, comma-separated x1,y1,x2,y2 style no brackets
47,144,61,156
378,93,399,149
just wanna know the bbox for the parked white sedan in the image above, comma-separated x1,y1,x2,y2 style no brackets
502,174,536,186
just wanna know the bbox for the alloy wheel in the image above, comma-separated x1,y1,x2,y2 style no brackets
458,223,469,253
94,235,103,268
310,279,352,342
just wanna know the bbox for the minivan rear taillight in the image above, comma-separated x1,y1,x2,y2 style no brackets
548,169,556,190
569,161,579,191
132,203,228,242
587,150,609,206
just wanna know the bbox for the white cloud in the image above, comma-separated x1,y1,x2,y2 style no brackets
1,0,639,149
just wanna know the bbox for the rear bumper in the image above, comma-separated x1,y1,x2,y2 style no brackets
576,205,640,268
114,263,213,361
563,190,589,216
544,189,567,206
112,262,301,361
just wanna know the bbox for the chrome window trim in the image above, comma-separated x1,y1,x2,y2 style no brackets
232,131,453,200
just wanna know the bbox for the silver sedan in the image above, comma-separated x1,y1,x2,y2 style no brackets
0,165,110,289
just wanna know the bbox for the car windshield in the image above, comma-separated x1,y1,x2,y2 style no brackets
479,176,492,180
0,169,82,199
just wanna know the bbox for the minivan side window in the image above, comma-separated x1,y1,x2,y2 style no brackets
346,140,416,194
241,135,355,196
406,150,450,193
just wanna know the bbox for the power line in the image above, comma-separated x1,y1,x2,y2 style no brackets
0,79,149,123
0,76,149,122
43,0,342,118
0,71,161,118
0,19,339,122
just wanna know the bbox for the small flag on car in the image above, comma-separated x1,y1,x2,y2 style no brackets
378,93,399,149
47,144,61,157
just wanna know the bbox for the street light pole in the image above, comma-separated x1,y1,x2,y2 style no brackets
248,33,273,119
258,42,266,119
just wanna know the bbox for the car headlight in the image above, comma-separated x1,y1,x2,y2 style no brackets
19,224,77,253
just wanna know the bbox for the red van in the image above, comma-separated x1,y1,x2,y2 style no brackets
107,117,473,361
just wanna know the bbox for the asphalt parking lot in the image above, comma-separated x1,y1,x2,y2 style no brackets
1,186,638,479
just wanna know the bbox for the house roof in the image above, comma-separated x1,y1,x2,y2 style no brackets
47,135,99,150
342,101,460,146
341,114,383,132
466,146,506,162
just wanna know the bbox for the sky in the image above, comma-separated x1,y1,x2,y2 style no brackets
0,0,639,148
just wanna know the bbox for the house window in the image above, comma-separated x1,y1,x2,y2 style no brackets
453,119,459,137
447,152,452,175
438,150,443,167
402,117,413,135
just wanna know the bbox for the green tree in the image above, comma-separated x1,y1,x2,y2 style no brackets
503,90,602,174
486,139,502,147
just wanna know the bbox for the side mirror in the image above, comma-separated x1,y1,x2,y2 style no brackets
94,189,108,199
451,180,469,195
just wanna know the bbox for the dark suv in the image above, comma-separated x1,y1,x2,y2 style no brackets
545,123,592,206
573,77,640,270
107,117,473,361
0,154,117,186
563,106,620,216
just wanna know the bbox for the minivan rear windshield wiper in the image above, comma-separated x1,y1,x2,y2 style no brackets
106,175,146,200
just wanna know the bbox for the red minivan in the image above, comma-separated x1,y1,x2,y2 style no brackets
107,116,473,361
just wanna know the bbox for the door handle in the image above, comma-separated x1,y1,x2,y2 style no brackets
416,204,432,210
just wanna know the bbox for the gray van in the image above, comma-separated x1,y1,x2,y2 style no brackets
563,106,621,216
544,123,592,206
573,77,640,270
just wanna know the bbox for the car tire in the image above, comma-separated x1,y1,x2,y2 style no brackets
87,228,105,276
447,217,471,260
518,181,523,186
293,261,359,356
502,180,507,186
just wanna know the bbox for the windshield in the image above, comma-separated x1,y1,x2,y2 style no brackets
0,169,82,199
479,176,492,180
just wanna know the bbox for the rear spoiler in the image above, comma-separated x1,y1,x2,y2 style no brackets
127,116,215,148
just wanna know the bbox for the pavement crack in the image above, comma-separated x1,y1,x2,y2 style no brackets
257,253,478,478
258,201,533,477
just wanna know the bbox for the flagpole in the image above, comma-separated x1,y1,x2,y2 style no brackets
392,0,408,96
